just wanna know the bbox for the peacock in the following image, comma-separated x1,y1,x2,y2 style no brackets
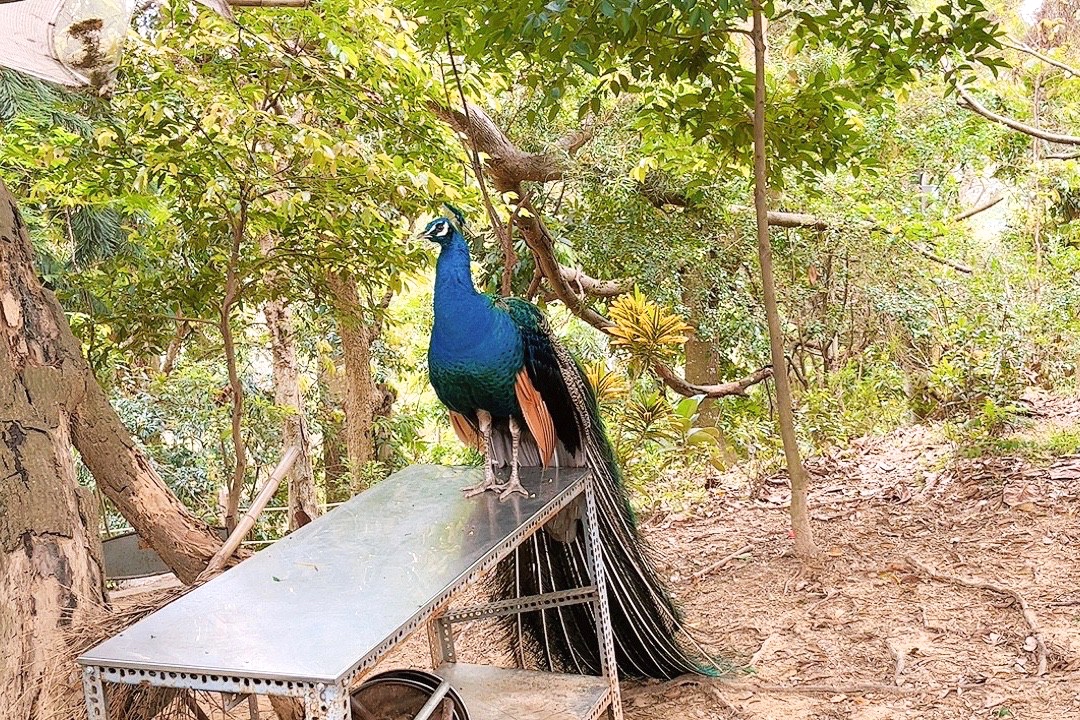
423,211,717,680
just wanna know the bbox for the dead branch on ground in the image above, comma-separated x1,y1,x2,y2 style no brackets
693,544,754,579
905,555,1048,676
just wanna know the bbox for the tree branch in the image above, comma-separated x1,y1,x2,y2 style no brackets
951,194,1003,221
957,85,1080,145
765,210,830,230
1003,38,1080,78
655,364,773,398
732,206,975,273
430,101,592,184
558,266,632,297
912,244,973,274
228,0,309,6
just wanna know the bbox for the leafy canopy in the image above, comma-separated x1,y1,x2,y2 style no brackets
410,0,1003,181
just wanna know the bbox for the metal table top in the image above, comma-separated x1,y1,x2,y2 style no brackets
78,465,589,685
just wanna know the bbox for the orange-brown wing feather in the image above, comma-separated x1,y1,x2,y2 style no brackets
515,370,556,467
449,411,481,451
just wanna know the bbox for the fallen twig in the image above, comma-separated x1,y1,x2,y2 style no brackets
904,555,1048,676
740,680,920,696
752,490,885,511
887,641,908,687
747,633,781,668
706,685,746,717
694,544,754,579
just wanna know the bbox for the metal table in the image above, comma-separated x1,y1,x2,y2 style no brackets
78,464,623,720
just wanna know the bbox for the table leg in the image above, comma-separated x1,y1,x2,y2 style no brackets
427,614,455,667
82,666,108,720
583,479,623,720
304,683,349,720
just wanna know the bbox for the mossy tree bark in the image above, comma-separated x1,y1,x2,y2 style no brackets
259,234,319,530
326,272,380,482
0,180,226,586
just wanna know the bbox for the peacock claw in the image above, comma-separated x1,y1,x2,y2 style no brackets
497,471,527,500
462,481,495,497
498,483,527,500
464,460,501,497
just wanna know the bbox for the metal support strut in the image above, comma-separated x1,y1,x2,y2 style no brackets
582,477,623,720
83,666,107,720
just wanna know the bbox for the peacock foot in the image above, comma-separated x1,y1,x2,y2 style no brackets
497,471,527,500
463,466,500,497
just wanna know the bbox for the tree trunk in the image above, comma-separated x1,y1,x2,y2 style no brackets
0,182,107,719
682,268,724,426
685,334,724,425
0,395,105,720
750,2,817,559
259,235,320,530
317,357,349,502
221,219,247,535
0,181,226,586
326,272,379,483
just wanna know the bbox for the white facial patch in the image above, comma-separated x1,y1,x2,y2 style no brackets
435,221,451,237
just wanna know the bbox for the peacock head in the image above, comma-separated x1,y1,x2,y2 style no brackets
421,204,468,247
420,217,456,246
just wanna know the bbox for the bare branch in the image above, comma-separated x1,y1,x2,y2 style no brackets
734,205,975,274
912,244,973,274
765,210,830,230
957,85,1080,145
655,363,773,398
727,205,831,230
951,194,1003,222
558,266,632,297
430,102,592,184
1003,38,1080,78
228,0,309,6
502,189,614,330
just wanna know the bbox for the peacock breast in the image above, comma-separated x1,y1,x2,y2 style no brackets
428,311,523,418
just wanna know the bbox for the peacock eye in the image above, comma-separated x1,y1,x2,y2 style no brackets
436,221,450,237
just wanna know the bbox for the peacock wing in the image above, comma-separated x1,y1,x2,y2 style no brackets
500,297,584,463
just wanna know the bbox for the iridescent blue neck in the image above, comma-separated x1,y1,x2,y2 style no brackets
433,231,490,336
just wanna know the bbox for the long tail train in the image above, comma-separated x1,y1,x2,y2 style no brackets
489,344,723,679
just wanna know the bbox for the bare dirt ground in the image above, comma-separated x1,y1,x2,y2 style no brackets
379,390,1080,719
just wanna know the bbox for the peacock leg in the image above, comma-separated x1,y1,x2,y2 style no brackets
498,417,527,499
463,409,500,496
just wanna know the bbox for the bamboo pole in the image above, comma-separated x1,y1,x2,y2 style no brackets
196,446,301,583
